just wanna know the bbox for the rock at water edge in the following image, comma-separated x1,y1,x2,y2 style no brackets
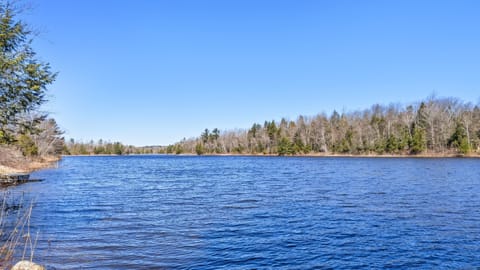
11,260,45,270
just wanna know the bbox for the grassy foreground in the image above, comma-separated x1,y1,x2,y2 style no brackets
0,147,48,268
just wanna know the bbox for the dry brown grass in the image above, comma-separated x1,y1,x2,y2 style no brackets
0,191,38,269
0,147,51,269
0,146,60,174
0,147,28,173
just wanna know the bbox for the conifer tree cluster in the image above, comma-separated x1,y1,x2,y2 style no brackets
0,1,64,157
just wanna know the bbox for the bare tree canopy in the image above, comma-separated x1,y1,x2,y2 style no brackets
169,96,480,156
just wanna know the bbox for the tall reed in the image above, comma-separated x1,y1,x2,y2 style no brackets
0,191,38,269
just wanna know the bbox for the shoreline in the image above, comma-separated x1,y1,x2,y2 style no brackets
63,153,480,158
183,153,480,158
0,156,60,175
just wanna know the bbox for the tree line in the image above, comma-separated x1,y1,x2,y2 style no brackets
0,2,64,160
169,96,480,156
64,139,164,155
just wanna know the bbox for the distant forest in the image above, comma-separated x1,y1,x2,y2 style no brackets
66,96,480,156
65,139,159,155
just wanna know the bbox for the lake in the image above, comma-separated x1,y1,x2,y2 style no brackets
9,156,480,269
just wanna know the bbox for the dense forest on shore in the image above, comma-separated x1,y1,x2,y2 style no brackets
171,96,480,156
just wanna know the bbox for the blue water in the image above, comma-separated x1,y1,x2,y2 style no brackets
10,156,480,269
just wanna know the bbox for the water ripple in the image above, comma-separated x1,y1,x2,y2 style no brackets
7,155,480,269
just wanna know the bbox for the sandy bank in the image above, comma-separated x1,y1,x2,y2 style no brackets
0,156,60,174
0,160,59,174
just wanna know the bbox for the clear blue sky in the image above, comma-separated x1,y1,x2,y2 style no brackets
25,0,480,146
